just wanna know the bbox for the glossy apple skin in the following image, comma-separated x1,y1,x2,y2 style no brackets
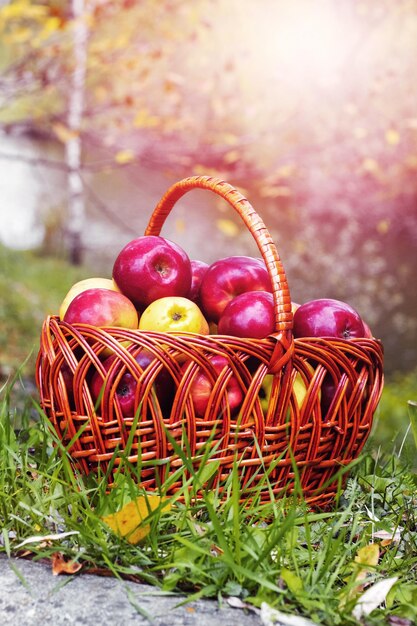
91,350,174,417
63,288,138,329
188,259,209,305
199,256,272,322
260,367,317,413
363,321,373,338
112,236,192,309
139,296,209,334
320,373,356,419
182,354,243,418
60,362,75,406
59,277,119,320
293,298,366,340
217,291,275,339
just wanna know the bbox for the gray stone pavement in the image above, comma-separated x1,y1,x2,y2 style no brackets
0,554,263,625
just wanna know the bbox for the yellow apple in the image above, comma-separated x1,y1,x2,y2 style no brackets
139,296,209,334
259,363,319,414
59,277,119,320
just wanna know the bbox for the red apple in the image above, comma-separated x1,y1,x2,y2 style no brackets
63,288,138,329
91,350,174,417
182,354,243,418
59,362,74,406
59,277,120,320
293,298,366,340
217,291,275,339
320,373,354,419
199,256,272,322
112,235,192,309
363,321,373,338
188,259,209,304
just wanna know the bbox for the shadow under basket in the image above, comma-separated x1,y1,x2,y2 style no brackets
36,176,384,509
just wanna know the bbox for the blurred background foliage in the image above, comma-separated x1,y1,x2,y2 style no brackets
0,0,416,448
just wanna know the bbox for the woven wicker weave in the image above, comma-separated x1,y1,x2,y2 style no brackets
36,176,384,508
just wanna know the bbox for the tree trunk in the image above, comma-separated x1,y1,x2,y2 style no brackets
66,0,89,265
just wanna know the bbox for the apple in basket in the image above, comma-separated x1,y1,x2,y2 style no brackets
199,256,272,323
139,296,209,334
363,320,373,338
293,298,366,340
181,354,244,418
188,259,209,305
259,363,319,414
217,291,275,339
91,350,174,417
112,235,192,309
59,277,120,320
63,288,139,329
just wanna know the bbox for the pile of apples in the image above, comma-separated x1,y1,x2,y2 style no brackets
61,235,279,339
59,234,374,419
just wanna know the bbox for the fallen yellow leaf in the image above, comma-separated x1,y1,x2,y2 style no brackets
385,129,400,146
355,543,379,568
221,132,239,145
133,108,159,128
175,218,186,234
216,218,239,237
114,149,135,165
260,185,291,198
102,494,171,544
1,1,47,19
376,219,390,235
52,122,79,144
361,158,379,174
223,150,240,164
340,543,380,607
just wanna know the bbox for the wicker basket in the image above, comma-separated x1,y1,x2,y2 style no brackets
36,176,384,508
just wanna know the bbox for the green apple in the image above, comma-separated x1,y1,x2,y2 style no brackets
139,296,209,334
59,277,119,320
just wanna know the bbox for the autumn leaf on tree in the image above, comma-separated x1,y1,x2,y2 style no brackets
216,218,239,237
114,149,135,164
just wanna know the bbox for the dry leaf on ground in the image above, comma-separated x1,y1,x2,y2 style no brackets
102,494,171,544
51,552,83,576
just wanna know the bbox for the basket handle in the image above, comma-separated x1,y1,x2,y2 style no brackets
145,175,293,372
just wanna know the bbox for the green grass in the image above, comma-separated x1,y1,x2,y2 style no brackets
0,244,96,376
371,370,417,466
1,243,417,623
1,371,417,625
